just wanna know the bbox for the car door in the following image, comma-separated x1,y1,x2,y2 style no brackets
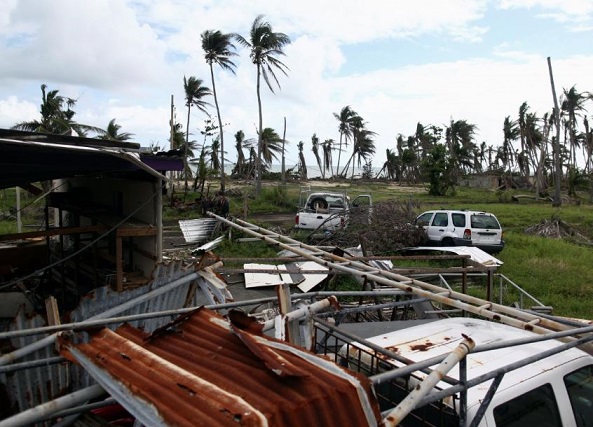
426,211,449,243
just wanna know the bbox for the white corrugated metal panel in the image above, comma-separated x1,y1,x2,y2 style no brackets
179,218,218,243
412,246,503,266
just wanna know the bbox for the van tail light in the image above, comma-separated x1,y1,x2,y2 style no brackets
295,214,299,225
463,229,471,240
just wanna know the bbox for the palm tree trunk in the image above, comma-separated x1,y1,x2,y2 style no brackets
281,116,286,183
255,64,263,197
335,133,343,177
184,105,191,192
547,57,562,207
210,64,225,192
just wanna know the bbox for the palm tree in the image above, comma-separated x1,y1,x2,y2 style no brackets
311,133,323,178
257,127,283,166
297,141,308,179
183,76,212,189
201,29,238,191
100,118,134,141
232,130,247,177
333,106,357,177
561,86,588,171
445,119,477,177
322,139,334,178
12,84,101,136
502,116,519,172
235,15,291,196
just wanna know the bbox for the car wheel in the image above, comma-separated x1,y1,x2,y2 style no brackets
442,237,454,247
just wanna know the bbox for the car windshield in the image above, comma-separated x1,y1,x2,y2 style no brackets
470,214,500,229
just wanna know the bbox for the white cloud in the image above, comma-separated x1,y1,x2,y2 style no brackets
1,0,593,170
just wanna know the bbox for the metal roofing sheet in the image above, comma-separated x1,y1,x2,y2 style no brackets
61,308,382,427
178,218,218,243
410,246,503,266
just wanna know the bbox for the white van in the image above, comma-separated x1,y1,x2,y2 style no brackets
416,210,505,254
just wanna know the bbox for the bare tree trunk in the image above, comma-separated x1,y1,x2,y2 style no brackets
281,116,286,183
210,64,225,192
547,57,562,207
255,64,263,197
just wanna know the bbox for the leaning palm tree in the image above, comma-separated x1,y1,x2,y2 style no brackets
235,15,291,196
183,76,212,189
201,29,238,191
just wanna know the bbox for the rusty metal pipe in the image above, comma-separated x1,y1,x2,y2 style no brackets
382,336,475,427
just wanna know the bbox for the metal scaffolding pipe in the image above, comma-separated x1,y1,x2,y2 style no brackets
214,213,591,342
0,384,105,427
418,332,593,407
0,290,408,341
261,296,338,332
382,337,475,427
369,322,593,385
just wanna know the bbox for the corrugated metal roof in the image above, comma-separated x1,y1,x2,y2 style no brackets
2,259,231,417
61,308,382,427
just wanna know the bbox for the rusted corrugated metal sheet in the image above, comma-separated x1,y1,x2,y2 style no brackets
61,308,382,427
2,259,231,417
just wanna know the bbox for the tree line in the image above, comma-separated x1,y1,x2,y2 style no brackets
10,15,593,202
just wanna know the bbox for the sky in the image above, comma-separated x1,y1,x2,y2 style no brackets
1,0,593,174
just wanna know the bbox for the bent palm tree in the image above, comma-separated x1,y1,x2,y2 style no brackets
235,15,291,196
183,76,212,189
201,29,238,191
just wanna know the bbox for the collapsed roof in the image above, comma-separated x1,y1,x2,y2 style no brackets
0,128,182,189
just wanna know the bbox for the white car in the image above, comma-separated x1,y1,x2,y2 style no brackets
416,209,504,254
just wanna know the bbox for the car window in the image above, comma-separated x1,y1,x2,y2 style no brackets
432,212,448,227
452,213,466,227
564,365,593,427
416,212,433,226
493,383,562,427
471,214,501,229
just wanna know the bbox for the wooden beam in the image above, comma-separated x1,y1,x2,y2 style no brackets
116,227,157,237
0,225,105,242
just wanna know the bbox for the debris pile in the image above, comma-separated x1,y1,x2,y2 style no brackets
524,218,591,244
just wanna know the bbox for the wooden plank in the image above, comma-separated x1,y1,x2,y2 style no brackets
116,227,157,237
116,236,123,292
45,296,61,327
0,225,105,242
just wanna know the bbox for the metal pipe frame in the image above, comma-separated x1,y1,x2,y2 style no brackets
215,213,592,343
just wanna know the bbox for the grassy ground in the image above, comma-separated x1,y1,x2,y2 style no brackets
3,179,593,319
203,179,593,320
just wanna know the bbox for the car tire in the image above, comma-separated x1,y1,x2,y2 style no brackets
442,237,454,247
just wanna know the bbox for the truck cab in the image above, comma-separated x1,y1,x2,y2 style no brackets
295,192,371,231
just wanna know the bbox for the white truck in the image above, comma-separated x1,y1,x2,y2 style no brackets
294,191,371,231
338,317,593,426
